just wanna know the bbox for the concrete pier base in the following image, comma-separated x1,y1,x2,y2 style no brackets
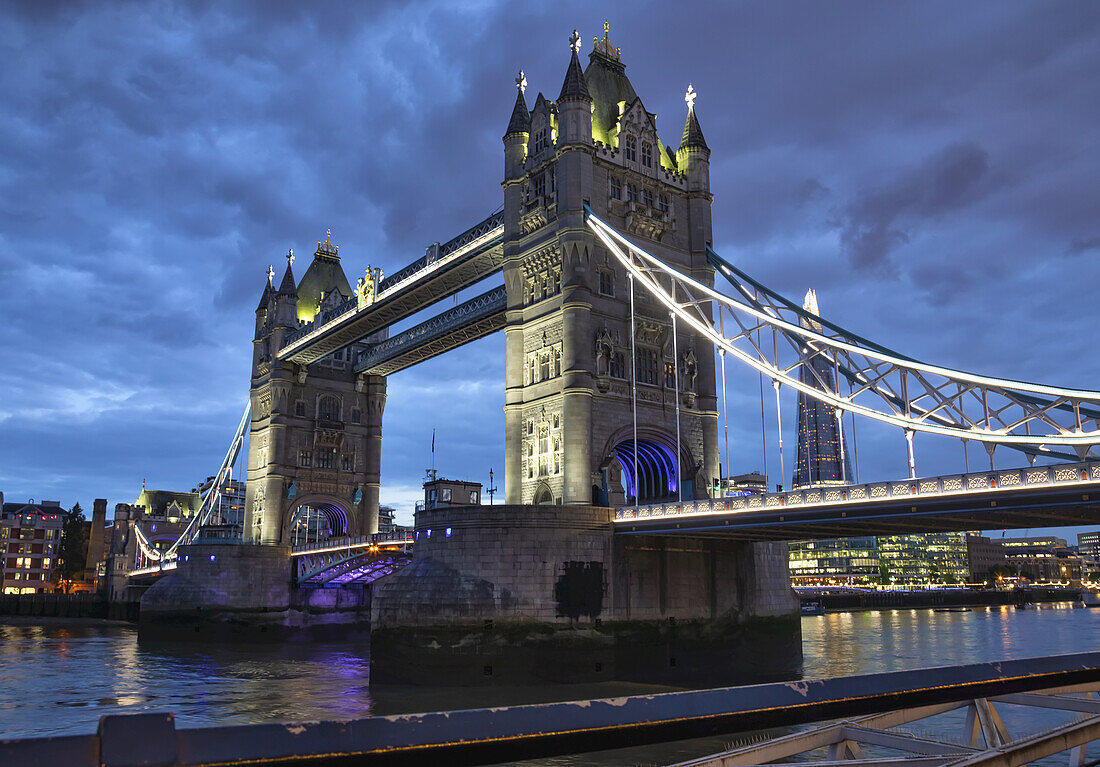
370,505,801,685
138,543,371,641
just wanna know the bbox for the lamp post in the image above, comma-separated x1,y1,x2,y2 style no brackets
488,468,497,506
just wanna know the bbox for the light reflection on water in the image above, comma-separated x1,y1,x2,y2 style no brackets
2,604,1100,765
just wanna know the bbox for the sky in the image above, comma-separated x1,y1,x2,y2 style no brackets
1,1,1099,538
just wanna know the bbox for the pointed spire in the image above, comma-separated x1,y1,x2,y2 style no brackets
680,84,709,152
801,288,822,332
278,248,297,295
505,70,531,137
558,29,591,103
256,266,275,311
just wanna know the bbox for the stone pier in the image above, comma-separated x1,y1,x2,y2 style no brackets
138,543,370,640
370,504,801,685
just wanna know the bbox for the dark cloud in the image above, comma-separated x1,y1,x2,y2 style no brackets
837,141,993,270
1067,236,1100,256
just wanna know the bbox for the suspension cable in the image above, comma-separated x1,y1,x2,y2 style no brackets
671,286,683,503
629,273,639,508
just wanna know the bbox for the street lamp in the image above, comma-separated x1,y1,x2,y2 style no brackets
488,468,497,506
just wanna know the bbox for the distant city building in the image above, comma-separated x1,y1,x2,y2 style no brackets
965,534,1007,582
132,484,203,555
194,475,245,529
792,289,850,491
721,472,768,496
788,537,879,586
1,498,63,594
879,533,969,584
378,505,396,533
1078,530,1100,558
788,290,869,585
1001,536,1081,582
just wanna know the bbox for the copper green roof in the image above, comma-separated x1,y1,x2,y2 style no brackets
583,50,638,145
296,235,352,323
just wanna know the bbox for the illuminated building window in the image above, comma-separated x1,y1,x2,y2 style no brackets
664,361,676,388
641,141,652,168
624,134,636,161
610,176,622,200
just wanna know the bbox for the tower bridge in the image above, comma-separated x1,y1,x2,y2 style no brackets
114,26,1100,683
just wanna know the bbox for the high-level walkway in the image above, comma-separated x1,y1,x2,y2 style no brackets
278,213,503,365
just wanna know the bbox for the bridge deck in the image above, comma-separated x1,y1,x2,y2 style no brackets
279,213,503,365
616,461,1100,540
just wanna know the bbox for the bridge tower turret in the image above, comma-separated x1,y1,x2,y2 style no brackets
501,25,720,507
244,238,385,546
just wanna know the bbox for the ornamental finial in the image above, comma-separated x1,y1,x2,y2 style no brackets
516,69,527,94
685,84,697,110
286,248,294,267
267,264,275,285
570,29,581,54
593,20,620,61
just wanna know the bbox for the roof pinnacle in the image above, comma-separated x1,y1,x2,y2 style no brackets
593,20,621,61
570,29,581,54
267,264,275,285
286,248,294,267
516,69,527,95
685,84,697,110
558,28,591,103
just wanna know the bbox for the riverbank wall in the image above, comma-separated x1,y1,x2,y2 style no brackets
370,504,801,686
0,592,139,621
801,588,1083,613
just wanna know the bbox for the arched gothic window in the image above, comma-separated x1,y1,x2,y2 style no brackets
624,134,637,162
318,395,341,422
641,141,652,168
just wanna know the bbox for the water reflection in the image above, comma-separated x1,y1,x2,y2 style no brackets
2,603,1099,743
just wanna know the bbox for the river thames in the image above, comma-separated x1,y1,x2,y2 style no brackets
3,603,1099,763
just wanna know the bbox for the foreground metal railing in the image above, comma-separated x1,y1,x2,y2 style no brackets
5,653,1100,766
616,459,1100,522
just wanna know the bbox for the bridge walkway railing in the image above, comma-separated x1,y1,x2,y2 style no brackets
617,459,1100,523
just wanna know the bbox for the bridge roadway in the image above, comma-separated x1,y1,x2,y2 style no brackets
616,460,1100,539
5,653,1100,766
278,212,503,366
291,530,414,586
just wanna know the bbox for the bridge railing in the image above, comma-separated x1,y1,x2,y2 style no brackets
290,530,415,556
615,460,1100,522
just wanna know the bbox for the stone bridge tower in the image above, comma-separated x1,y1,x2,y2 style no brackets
502,28,719,506
244,235,386,545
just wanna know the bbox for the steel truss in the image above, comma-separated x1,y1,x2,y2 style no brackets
586,208,1100,455
293,533,414,586
131,402,250,567
671,682,1100,767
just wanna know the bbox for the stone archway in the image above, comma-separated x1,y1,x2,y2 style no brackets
532,483,554,505
283,494,354,545
599,428,696,505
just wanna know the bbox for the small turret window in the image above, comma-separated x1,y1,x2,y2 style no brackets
641,141,652,168
599,270,614,296
609,176,622,200
624,134,637,162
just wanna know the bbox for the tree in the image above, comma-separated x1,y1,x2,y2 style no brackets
52,502,87,593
